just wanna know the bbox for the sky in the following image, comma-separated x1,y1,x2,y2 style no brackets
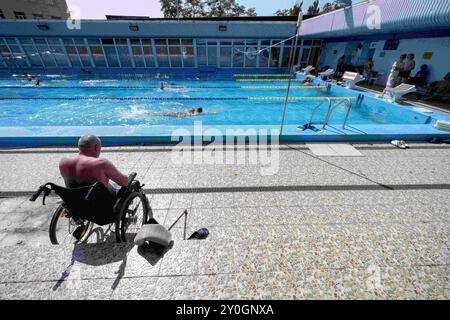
65,0,323,19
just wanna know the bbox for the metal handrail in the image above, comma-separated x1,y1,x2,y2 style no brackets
342,98,352,129
322,98,352,129
322,98,333,129
307,98,329,126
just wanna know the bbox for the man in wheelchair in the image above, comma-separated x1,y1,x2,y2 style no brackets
30,135,150,244
59,135,129,194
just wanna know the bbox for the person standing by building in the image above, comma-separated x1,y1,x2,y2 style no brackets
399,53,416,84
385,54,406,89
363,58,374,80
335,55,345,77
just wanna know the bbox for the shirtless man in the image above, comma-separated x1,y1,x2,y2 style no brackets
59,135,129,194
164,107,203,118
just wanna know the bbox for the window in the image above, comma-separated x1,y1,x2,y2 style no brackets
168,39,182,67
132,45,145,67
269,42,281,68
65,45,82,67
232,40,245,68
156,45,169,67
197,41,207,66
220,46,232,68
50,16,61,20
143,46,155,67
23,45,43,67
103,46,120,67
182,39,193,46
90,46,107,67
182,43,195,67
0,10,5,19
14,11,27,19
207,42,217,67
35,42,56,67
244,40,258,68
117,46,132,67
77,45,92,67
101,38,114,45
50,45,69,67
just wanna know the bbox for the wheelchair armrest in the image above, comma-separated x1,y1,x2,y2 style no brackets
30,184,53,205
121,172,138,195
128,172,137,185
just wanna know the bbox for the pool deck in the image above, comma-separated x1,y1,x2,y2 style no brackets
0,143,449,299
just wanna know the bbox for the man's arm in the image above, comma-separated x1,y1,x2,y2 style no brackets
103,159,129,187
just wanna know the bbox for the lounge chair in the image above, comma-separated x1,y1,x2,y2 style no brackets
318,68,335,79
299,65,315,75
378,83,416,102
342,71,365,89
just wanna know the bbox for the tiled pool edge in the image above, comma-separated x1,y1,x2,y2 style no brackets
1,124,450,147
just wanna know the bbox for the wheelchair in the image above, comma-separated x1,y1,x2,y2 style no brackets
30,172,152,245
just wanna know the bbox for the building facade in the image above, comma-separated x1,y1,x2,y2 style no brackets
0,18,323,71
0,0,70,20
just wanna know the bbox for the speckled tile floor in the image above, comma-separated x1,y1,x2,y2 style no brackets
0,143,449,299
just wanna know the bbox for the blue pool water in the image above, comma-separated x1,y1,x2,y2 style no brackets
0,74,433,129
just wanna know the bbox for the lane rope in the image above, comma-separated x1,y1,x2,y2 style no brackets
0,85,326,90
0,96,356,101
234,74,292,77
236,79,305,82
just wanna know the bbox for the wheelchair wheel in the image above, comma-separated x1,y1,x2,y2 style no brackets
49,205,92,245
116,191,149,242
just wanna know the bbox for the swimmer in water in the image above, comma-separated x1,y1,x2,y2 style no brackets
164,108,203,118
25,73,33,81
160,82,164,90
35,79,41,86
302,78,313,86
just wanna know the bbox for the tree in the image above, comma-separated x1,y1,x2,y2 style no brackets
307,0,320,15
321,2,334,14
160,0,256,18
160,0,179,18
183,0,205,17
274,1,303,16
246,7,257,17
275,9,290,16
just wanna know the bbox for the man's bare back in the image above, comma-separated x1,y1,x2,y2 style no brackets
59,135,128,191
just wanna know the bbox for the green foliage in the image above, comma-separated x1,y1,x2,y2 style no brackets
159,0,257,18
307,0,320,15
274,1,302,16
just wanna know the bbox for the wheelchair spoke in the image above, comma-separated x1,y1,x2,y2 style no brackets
121,193,147,242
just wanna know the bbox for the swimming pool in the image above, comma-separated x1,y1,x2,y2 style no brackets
0,71,449,146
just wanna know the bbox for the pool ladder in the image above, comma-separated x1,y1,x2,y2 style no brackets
308,97,353,129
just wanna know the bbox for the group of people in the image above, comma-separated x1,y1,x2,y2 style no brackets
334,52,449,101
385,54,450,101
385,53,418,88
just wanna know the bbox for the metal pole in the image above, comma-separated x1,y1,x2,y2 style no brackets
342,98,352,128
279,11,303,138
